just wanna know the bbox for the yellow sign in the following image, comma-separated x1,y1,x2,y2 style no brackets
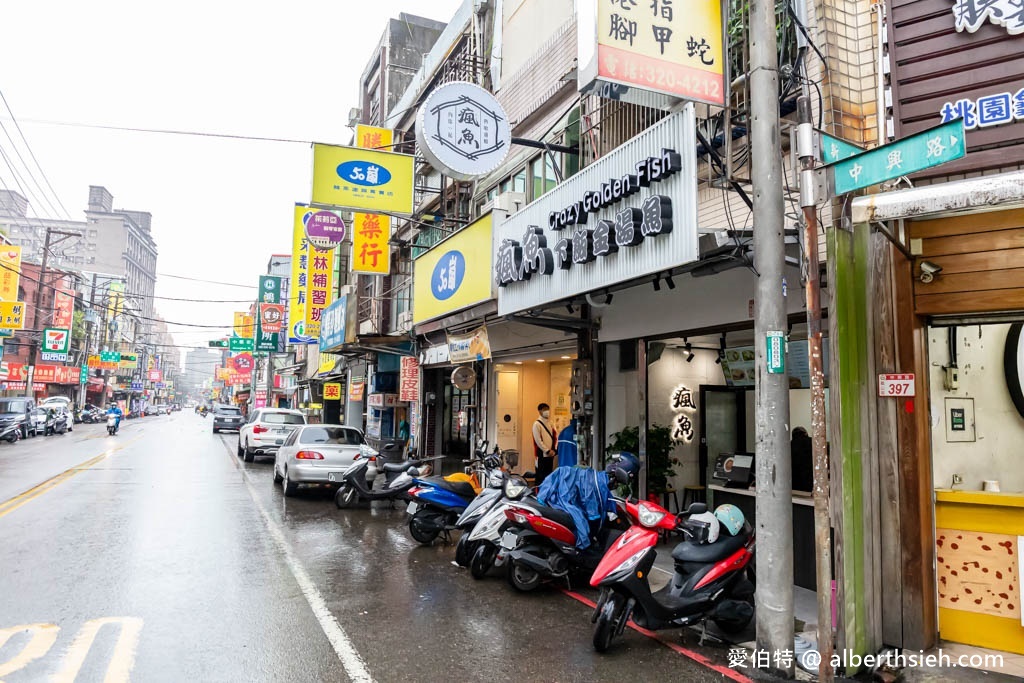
591,0,724,107
215,367,230,381
0,301,26,329
413,214,493,325
304,246,335,340
0,245,21,301
319,352,339,375
311,143,414,215
290,204,311,342
109,281,125,318
323,383,342,401
355,125,393,151
352,213,391,275
233,312,254,338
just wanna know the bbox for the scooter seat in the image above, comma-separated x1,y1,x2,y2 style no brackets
421,476,477,500
530,503,576,533
672,529,750,564
382,462,411,473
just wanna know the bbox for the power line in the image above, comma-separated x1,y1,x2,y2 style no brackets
4,117,313,146
0,90,73,221
156,272,258,289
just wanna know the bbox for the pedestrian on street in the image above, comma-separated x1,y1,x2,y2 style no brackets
532,402,557,486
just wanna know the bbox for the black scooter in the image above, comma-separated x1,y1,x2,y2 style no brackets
334,450,441,509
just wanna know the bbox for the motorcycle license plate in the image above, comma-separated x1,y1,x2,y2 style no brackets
501,530,518,551
328,472,344,483
406,501,419,515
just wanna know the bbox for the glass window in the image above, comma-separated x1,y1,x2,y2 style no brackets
262,413,305,425
0,399,29,413
512,169,526,194
216,406,241,415
299,426,364,445
284,430,299,447
530,157,545,200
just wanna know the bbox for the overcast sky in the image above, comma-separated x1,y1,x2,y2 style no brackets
0,0,462,358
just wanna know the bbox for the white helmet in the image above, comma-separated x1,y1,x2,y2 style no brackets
688,510,721,544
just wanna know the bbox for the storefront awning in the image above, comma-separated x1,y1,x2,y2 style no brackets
322,337,415,358
414,301,497,336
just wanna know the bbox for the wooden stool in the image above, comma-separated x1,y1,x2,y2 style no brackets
682,485,706,510
660,487,680,514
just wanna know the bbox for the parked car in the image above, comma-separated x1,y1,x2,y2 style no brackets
237,408,306,462
273,425,372,497
212,404,244,433
0,397,36,439
40,396,71,412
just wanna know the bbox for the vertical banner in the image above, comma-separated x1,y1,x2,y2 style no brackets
0,246,21,301
352,213,391,275
233,311,254,339
52,288,74,329
256,275,283,351
304,247,335,339
399,356,420,403
290,204,314,343
355,124,394,151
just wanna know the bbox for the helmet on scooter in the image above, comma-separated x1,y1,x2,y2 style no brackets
605,452,640,483
686,511,721,544
714,504,746,536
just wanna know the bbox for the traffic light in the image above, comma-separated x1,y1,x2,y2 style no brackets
208,340,229,348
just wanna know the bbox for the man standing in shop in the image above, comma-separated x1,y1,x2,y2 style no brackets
532,402,557,486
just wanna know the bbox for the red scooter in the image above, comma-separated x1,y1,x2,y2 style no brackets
588,499,755,652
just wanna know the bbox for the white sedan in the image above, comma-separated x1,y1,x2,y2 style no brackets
273,425,378,497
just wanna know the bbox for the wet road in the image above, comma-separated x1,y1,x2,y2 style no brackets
0,413,746,682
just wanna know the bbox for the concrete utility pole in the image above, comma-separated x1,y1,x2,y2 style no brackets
25,228,80,398
797,95,835,682
749,0,795,675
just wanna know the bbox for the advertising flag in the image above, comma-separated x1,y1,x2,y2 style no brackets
352,213,391,275
0,246,21,301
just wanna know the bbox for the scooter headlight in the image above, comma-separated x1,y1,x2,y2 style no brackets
359,444,378,460
503,476,529,500
605,547,651,583
637,502,666,528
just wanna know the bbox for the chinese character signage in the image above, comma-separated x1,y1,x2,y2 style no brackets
256,274,283,351
259,275,282,304
148,369,163,382
229,337,254,352
319,295,347,352
233,311,254,339
0,301,26,329
318,352,340,375
447,326,492,363
940,90,1024,130
355,124,393,151
231,352,254,374
352,213,391,275
951,0,1024,35
0,246,21,301
348,381,366,402
311,143,414,215
577,0,725,107
323,382,342,401
304,210,346,250
259,303,284,334
52,288,74,329
413,213,493,325
41,328,70,362
669,384,697,443
289,205,315,344
303,245,334,340
415,82,511,180
399,356,420,403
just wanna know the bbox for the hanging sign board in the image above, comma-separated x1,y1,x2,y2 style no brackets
416,81,511,180
304,210,346,250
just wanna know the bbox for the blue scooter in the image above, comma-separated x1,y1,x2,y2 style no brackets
406,443,504,546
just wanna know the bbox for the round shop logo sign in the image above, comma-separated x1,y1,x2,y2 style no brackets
304,210,345,250
416,81,511,181
432,250,465,301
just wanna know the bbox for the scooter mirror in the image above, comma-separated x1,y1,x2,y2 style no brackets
685,502,708,515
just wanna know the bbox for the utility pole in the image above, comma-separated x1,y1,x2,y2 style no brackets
25,228,80,398
797,98,836,680
750,0,795,674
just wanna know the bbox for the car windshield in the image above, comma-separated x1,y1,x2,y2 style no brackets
217,407,242,415
0,400,29,413
298,427,363,445
262,413,305,425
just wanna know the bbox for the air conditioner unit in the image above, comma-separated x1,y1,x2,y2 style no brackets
347,108,362,127
492,192,527,214
397,311,413,330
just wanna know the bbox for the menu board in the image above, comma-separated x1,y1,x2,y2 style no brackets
720,341,830,388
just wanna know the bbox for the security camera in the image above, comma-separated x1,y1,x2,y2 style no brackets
919,261,943,284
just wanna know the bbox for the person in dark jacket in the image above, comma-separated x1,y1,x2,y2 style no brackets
791,426,813,493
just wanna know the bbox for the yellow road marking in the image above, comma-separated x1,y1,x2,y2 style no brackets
0,623,59,677
0,437,141,520
51,617,142,683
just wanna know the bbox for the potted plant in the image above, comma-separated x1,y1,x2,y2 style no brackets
607,424,680,495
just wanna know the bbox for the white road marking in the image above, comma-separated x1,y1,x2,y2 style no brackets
221,438,375,683
50,617,142,683
0,623,59,677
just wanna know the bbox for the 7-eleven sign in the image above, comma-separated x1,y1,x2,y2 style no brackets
41,328,70,361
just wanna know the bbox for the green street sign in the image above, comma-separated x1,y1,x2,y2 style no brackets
819,131,864,166
766,331,786,375
208,339,229,348
229,337,254,352
833,119,966,195
79,365,88,384
100,351,121,363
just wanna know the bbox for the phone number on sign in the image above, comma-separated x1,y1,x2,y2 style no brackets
599,51,724,105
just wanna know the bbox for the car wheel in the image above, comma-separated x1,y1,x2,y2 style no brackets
237,441,244,457
243,444,254,463
212,428,218,434
282,468,298,497
273,462,283,484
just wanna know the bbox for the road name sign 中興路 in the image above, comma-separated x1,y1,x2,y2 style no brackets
833,119,966,195
819,131,865,166
229,337,254,352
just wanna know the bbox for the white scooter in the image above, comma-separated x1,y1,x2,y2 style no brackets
106,414,119,435
463,474,539,579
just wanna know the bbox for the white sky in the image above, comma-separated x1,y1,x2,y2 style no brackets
0,0,462,360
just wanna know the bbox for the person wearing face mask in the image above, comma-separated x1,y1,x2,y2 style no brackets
532,402,557,486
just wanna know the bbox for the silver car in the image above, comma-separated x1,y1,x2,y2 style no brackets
273,425,377,497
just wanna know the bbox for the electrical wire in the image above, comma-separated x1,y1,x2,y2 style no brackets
0,90,72,220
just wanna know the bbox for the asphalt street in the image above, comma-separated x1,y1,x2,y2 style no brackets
0,412,748,682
